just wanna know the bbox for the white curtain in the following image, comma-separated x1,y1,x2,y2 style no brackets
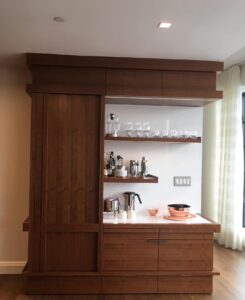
202,65,244,250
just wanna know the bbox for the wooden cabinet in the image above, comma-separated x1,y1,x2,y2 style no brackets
158,233,213,271
103,229,214,273
28,93,103,274
102,229,158,271
25,53,222,294
101,225,219,294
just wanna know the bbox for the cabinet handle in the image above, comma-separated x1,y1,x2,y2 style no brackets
146,239,158,245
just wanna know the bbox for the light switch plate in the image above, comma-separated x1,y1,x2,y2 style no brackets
174,176,191,187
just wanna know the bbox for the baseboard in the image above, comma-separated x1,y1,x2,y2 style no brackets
0,261,26,274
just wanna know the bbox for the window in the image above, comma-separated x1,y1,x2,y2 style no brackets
242,93,245,227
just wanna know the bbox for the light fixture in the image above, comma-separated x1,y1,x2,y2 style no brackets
53,17,65,22
158,22,172,29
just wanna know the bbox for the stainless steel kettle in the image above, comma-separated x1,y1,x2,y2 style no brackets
104,198,120,216
123,192,142,211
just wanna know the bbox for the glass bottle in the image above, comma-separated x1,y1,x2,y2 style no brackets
141,156,148,177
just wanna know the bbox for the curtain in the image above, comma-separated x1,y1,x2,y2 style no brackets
202,65,244,250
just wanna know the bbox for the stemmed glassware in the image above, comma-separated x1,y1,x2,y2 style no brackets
125,122,133,137
134,122,142,137
142,122,150,137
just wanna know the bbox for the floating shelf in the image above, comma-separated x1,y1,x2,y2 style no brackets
104,174,158,183
104,135,201,143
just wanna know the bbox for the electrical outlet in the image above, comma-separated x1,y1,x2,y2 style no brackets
174,176,191,187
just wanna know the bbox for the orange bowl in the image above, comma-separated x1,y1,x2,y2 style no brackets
168,207,190,217
148,208,159,216
168,205,190,217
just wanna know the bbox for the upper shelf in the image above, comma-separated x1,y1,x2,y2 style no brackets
105,95,222,107
105,135,201,143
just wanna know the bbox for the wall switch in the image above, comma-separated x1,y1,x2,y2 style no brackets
174,176,191,187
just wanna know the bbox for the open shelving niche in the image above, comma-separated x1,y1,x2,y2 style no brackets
104,98,202,184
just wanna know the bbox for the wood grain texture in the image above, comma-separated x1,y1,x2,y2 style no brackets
27,276,101,294
43,94,100,225
102,232,158,271
158,276,213,293
104,174,158,183
26,53,224,72
159,238,213,271
106,69,162,97
28,93,45,273
1,243,245,298
104,135,202,143
44,233,97,272
162,71,221,99
40,94,101,272
105,96,222,106
101,276,158,294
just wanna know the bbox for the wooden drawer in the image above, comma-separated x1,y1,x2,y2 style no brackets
158,275,213,293
102,276,157,294
102,232,158,271
159,238,213,271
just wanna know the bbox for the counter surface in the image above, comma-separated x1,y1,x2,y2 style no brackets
103,213,212,224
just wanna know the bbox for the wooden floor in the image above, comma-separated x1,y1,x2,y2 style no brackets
1,243,245,300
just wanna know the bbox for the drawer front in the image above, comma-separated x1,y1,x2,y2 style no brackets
159,239,213,271
102,276,157,294
158,276,213,294
102,232,158,271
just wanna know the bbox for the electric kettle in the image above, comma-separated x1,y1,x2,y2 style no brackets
123,192,142,211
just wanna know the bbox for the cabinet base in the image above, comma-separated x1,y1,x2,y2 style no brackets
26,274,214,294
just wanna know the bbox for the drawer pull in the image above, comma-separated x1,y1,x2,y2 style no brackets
146,239,158,245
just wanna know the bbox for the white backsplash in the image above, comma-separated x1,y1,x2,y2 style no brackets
104,104,203,215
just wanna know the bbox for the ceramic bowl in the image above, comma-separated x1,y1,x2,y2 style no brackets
167,204,190,217
148,208,159,216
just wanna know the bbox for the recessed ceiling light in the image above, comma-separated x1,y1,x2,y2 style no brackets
53,17,64,22
158,22,172,29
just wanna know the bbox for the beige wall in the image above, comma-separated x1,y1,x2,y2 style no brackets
0,67,31,273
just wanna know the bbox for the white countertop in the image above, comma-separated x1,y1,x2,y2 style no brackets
103,213,212,225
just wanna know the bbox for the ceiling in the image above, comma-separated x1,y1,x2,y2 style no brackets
1,0,245,68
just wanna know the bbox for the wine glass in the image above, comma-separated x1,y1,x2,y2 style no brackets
134,122,142,137
125,122,133,137
142,122,150,137
112,116,120,137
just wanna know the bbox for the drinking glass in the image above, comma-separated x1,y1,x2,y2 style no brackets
125,122,133,137
134,122,142,137
105,114,112,136
154,129,160,137
169,129,177,138
112,116,120,137
161,129,169,137
142,122,150,137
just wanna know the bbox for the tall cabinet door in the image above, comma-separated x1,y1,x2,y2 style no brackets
41,94,102,272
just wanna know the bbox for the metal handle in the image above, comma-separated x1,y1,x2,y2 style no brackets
146,239,158,245
135,193,142,204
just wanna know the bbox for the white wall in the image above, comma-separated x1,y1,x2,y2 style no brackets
0,68,31,273
104,104,203,215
